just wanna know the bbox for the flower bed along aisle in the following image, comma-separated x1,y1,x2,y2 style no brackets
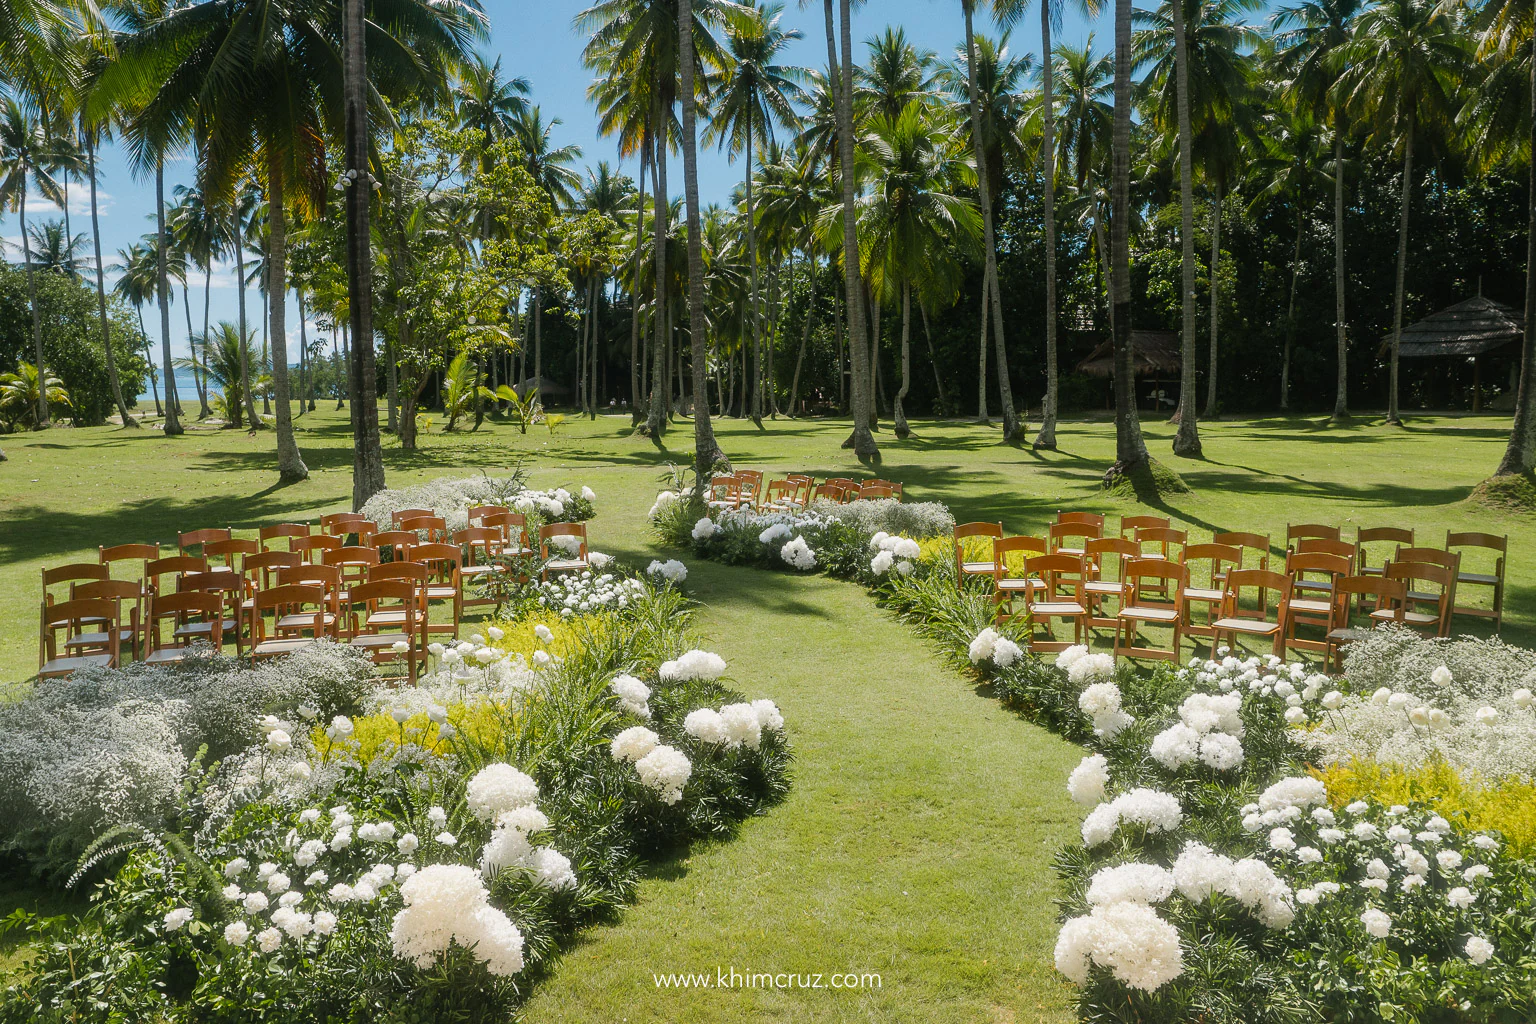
650,490,1536,1023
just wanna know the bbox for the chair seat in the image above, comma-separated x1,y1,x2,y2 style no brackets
1288,598,1332,615
426,586,458,600
1372,608,1438,626
1293,579,1335,594
65,628,137,648
39,653,114,677
1213,617,1282,635
350,634,410,651
1055,546,1086,557
996,577,1046,592
366,609,412,627
1030,602,1086,616
1406,590,1444,604
1120,606,1179,622
1457,571,1498,585
1327,627,1374,643
143,646,196,665
252,638,318,657
275,613,332,631
544,559,588,573
175,619,238,637
1182,587,1222,602
460,564,499,578
960,561,997,574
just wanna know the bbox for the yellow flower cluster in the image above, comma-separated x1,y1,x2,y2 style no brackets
1315,756,1536,855
310,703,519,766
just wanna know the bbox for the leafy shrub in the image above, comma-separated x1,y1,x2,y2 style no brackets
360,472,598,534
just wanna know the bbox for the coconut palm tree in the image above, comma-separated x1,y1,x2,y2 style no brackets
516,107,585,210
1273,0,1362,424
178,321,256,428
110,241,163,415
705,2,807,426
0,362,70,430
1339,0,1465,425
858,25,936,121
169,186,215,418
0,95,64,428
78,106,137,426
455,53,532,173
1110,0,1148,470
853,106,982,438
0,0,68,94
26,219,84,275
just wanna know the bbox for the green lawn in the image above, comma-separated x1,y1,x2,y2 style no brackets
1,405,1531,1021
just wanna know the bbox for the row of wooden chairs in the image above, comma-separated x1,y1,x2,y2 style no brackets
708,473,904,513
38,515,596,680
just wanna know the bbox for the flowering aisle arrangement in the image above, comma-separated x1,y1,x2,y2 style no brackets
361,471,598,535
0,570,790,1023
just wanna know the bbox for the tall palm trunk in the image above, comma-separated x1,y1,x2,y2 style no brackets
532,285,543,405
1386,119,1413,426
182,281,210,416
234,215,260,428
266,154,307,483
646,94,669,437
155,158,183,435
922,304,949,414
1035,1,1059,450
1171,0,1202,457
87,131,134,426
963,1,1022,443
343,0,386,506
679,0,724,479
297,289,310,416
1331,127,1349,422
830,0,876,458
747,131,764,427
138,308,162,415
788,254,816,414
1111,0,1147,469
1495,33,1536,477
977,271,990,420
630,153,647,420
1281,204,1303,411
20,185,49,427
1203,176,1223,420
894,282,912,438
202,264,214,412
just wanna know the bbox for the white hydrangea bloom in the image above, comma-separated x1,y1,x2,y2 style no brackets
659,649,728,682
1054,902,1183,992
751,699,785,733
1086,863,1175,906
634,745,692,804
465,764,540,821
780,536,817,570
610,674,652,718
684,709,729,745
1066,754,1109,806
610,726,660,763
646,559,688,584
692,517,720,541
390,864,525,977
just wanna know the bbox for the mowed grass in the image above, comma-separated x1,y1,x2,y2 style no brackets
0,405,1532,1021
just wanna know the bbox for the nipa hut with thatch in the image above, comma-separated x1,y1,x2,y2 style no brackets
1075,330,1183,412
1379,296,1524,412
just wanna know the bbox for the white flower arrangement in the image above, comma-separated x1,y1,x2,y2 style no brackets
390,864,525,976
535,570,648,618
780,536,817,571
610,675,652,718
683,700,778,751
659,649,728,682
646,559,688,585
1067,754,1110,806
1054,901,1184,992
1080,788,1183,847
1057,645,1117,685
968,627,1023,669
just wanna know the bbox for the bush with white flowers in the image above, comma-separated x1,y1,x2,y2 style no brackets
645,559,688,585
361,473,597,535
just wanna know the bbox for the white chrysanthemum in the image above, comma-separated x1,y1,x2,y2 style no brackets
391,865,524,976
684,708,729,744
1465,935,1495,965
610,726,661,763
646,559,688,584
759,523,792,545
224,858,250,879
692,517,720,541
1171,842,1234,902
751,699,785,733
223,921,250,946
1068,653,1117,685
1447,886,1476,908
1054,902,1183,992
1066,754,1109,806
1258,776,1327,812
528,846,577,890
1360,908,1392,938
969,628,1002,664
1198,732,1244,771
496,805,550,836
610,674,652,718
1081,789,1183,846
990,636,1023,668
1080,682,1122,718
480,821,533,877
1150,723,1201,770
659,649,728,681
1087,863,1175,906
256,927,282,953
242,891,269,914
870,550,896,575
780,536,817,570
465,764,540,821
720,703,763,749
634,744,692,804
1056,645,1088,670
1178,692,1245,736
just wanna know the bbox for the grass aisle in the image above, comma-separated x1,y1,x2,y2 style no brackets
521,558,1081,1024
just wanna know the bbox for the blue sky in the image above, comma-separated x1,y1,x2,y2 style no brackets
3,0,1104,392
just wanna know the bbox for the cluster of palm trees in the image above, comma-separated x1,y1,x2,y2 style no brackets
3,0,1536,489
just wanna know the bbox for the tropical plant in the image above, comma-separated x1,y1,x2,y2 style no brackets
0,361,71,430
0,94,64,428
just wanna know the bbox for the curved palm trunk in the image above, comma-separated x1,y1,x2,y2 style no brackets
630,156,647,421
646,98,669,437
679,0,725,479
203,264,215,413
139,308,162,415
297,289,309,417
87,131,134,426
894,282,912,438
182,281,210,417
1202,176,1223,421
1281,204,1303,411
155,158,183,436
921,303,949,415
1111,0,1147,469
788,254,817,414
1495,33,1536,477
1386,119,1413,426
831,0,876,459
266,154,308,483
1171,0,1202,457
963,2,1022,443
1035,1,1059,450
1331,128,1349,422
976,273,990,421
748,136,764,428
234,216,260,428
20,187,49,428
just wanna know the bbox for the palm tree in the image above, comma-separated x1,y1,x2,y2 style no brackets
955,1,1024,443
110,242,162,415
456,53,531,169
170,185,216,418
516,107,585,209
1273,0,1362,424
1110,0,1148,470
854,106,983,438
0,95,64,428
0,362,70,429
576,162,634,417
79,107,137,426
230,183,262,429
1339,0,1465,425
42,130,86,249
178,321,256,428
858,26,936,121
0,0,68,93
706,2,806,427
26,219,84,275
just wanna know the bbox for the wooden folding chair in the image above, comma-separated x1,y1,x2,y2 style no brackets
144,554,208,599
1049,520,1101,558
1114,559,1188,662
174,570,244,654
205,538,259,578
786,474,815,506
179,528,231,560
708,474,746,512
259,523,310,551
42,562,109,606
1022,553,1089,653
856,484,896,501
1382,562,1455,637
1287,523,1340,552
373,530,418,563
1327,576,1406,671
955,522,1005,589
323,545,381,602
1213,569,1292,657
866,479,904,497
275,564,343,639
1446,532,1508,630
1056,511,1106,531
39,598,120,678
1084,537,1138,631
343,580,424,683
69,580,146,662
1284,551,1352,656
737,470,765,509
99,543,160,585
391,507,435,527
457,527,505,611
1181,543,1241,640
1119,515,1171,542
412,542,465,639
1212,531,1271,601
143,590,224,666
1135,526,1186,562
992,536,1047,623
321,512,369,537
812,482,849,503
240,551,301,637
763,480,803,512
292,534,343,564
539,523,590,580
399,515,449,545
1394,548,1461,616
367,562,431,634
1356,527,1413,579
468,504,511,527
250,585,330,661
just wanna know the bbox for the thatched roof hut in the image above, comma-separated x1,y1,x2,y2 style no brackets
1075,331,1182,377
1378,296,1522,359
513,377,570,399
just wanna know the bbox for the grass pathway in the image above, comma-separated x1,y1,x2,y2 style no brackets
521,557,1082,1024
